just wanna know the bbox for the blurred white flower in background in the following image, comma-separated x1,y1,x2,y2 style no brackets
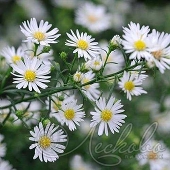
0,134,6,158
0,159,15,170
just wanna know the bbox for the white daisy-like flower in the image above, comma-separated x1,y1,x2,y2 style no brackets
85,56,103,71
0,159,14,170
73,71,84,82
29,122,67,162
100,41,124,74
22,42,53,65
75,1,111,33
147,29,170,73
12,100,41,126
20,18,60,46
90,96,126,136
122,22,151,60
118,71,147,100
11,57,51,93
136,139,170,170
1,46,24,64
81,71,100,101
0,99,11,123
110,35,122,47
65,29,100,61
58,96,85,131
0,134,6,158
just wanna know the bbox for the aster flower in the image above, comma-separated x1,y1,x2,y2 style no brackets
58,96,85,131
1,46,24,64
136,139,170,170
118,71,147,100
11,57,51,93
65,29,100,61
85,56,103,71
22,42,53,65
73,71,84,82
75,2,111,33
90,97,126,136
0,159,14,170
147,29,170,73
122,22,151,60
0,99,11,123
29,122,67,162
81,71,100,101
0,134,6,158
20,18,60,46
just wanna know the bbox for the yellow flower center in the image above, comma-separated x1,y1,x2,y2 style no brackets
124,81,135,91
134,40,146,51
77,40,88,50
94,61,100,66
39,136,51,149
82,78,90,90
12,55,21,63
88,15,98,23
24,70,36,82
147,151,158,160
151,50,162,60
64,109,75,120
101,109,112,122
33,31,45,41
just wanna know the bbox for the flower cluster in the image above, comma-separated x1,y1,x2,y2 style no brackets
1,17,170,167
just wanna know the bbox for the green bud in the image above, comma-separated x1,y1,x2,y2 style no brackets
60,52,67,60
42,119,51,126
42,46,51,53
58,95,64,101
16,110,24,118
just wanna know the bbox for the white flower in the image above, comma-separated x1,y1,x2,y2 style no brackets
29,122,67,162
11,57,51,93
110,35,122,47
58,96,85,131
136,139,170,170
85,56,103,71
12,100,41,126
65,29,100,61
0,99,11,123
0,159,14,170
1,46,24,64
73,71,84,82
100,41,124,74
22,42,53,65
90,97,126,136
118,71,147,100
75,2,111,33
0,134,6,158
70,155,99,170
20,18,60,46
147,29,170,73
81,71,100,101
122,22,151,60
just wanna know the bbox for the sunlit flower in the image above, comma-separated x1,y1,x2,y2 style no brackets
90,96,126,136
29,122,67,162
11,57,51,93
136,139,170,170
0,159,14,170
122,22,151,60
147,29,170,73
81,71,100,101
1,46,24,64
58,96,85,131
0,134,6,158
20,18,60,46
118,71,147,100
75,1,111,33
65,29,100,60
